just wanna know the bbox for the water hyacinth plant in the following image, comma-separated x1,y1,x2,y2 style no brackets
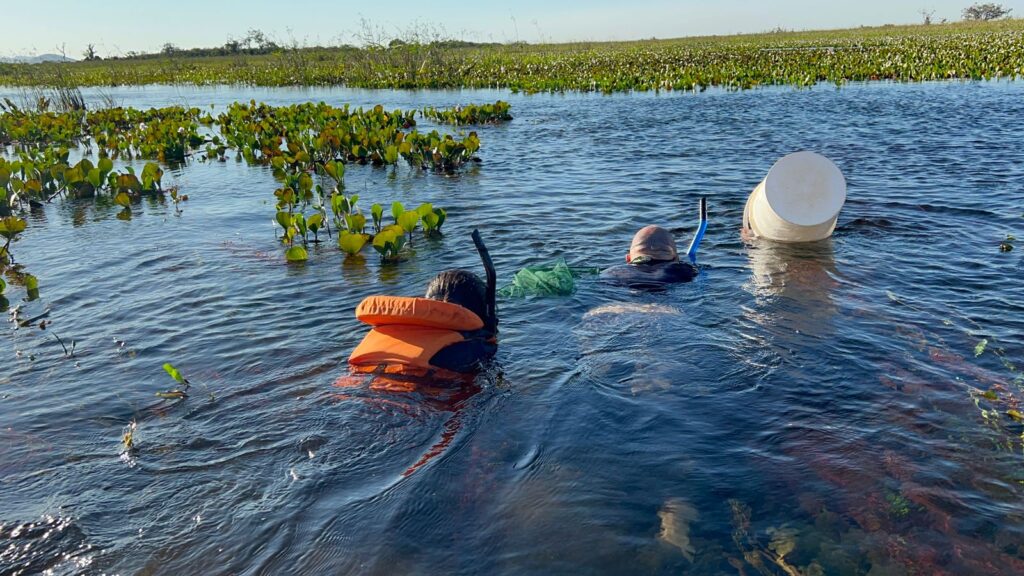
3,99,485,267
421,101,512,125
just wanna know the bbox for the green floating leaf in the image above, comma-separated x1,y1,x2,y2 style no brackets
982,389,998,401
285,245,308,262
1008,409,1023,422
163,362,186,385
114,192,131,208
974,339,988,357
0,277,5,295
24,274,38,292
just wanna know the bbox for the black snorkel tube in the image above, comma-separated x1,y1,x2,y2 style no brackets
471,229,498,334
686,197,708,265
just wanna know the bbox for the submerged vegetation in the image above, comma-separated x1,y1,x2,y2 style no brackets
1,20,1023,92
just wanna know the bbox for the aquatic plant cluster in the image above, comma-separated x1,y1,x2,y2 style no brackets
421,101,512,125
0,20,1022,92
215,100,483,262
0,100,500,284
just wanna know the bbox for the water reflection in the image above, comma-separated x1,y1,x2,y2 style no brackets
743,238,839,338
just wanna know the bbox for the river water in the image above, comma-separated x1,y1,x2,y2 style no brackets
2,82,1024,575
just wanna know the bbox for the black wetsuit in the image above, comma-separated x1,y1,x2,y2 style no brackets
429,333,497,373
601,260,697,290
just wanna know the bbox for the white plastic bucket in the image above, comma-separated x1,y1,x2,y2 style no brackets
743,151,846,243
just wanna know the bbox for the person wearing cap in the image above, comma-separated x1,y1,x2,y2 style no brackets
601,225,697,289
601,199,707,290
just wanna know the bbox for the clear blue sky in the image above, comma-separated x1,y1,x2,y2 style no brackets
2,0,1020,57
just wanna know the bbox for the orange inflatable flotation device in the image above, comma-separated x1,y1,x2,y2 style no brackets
346,229,498,380
348,296,485,374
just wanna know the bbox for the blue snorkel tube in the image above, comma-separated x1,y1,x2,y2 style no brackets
686,197,708,264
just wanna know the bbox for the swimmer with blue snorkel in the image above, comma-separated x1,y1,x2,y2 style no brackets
601,197,708,290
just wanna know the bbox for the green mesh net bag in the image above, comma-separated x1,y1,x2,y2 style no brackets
499,258,600,297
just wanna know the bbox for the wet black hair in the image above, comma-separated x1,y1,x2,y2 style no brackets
425,269,488,322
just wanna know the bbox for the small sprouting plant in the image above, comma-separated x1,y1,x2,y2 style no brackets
345,212,366,234
397,209,420,242
307,212,324,243
158,362,191,400
370,203,384,233
372,225,407,262
114,190,132,219
168,186,188,215
0,215,27,263
417,203,446,237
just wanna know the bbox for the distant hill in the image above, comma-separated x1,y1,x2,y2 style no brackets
0,54,76,64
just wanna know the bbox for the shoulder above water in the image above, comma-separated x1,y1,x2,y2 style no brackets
600,260,697,290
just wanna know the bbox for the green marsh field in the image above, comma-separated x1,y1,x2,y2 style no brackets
1,19,1023,91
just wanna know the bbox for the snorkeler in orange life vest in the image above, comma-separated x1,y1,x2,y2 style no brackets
348,230,498,381
601,197,708,290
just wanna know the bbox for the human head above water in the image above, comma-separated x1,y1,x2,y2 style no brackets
628,225,678,263
425,269,488,322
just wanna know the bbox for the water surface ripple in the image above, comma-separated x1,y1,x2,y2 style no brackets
2,82,1024,575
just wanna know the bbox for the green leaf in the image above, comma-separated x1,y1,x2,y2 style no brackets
163,362,187,384
0,277,5,295
307,212,324,232
345,212,366,233
974,339,988,357
275,211,292,230
982,389,998,401
87,168,103,188
391,201,404,223
114,192,132,208
398,210,420,234
415,202,434,218
293,213,307,236
24,274,38,291
298,172,313,193
98,157,113,176
1008,409,1023,422
324,159,345,182
0,216,27,238
141,162,163,190
285,245,308,262
116,173,142,193
338,231,368,255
